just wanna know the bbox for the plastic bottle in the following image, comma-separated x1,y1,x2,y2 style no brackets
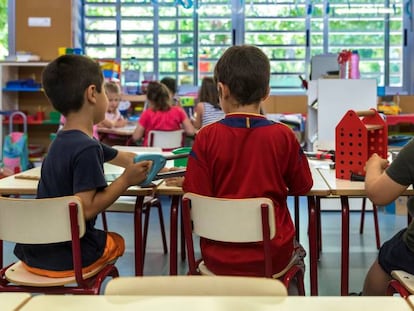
350,50,360,79
123,57,141,94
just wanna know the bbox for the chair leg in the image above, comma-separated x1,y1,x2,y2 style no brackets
372,204,380,249
387,279,410,298
360,198,381,249
142,199,168,262
154,200,168,254
101,211,108,231
282,266,305,296
360,197,366,234
294,196,300,242
142,203,152,262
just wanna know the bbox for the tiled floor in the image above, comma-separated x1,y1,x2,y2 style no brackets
3,195,408,296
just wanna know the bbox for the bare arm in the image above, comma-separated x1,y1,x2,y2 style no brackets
365,153,406,205
108,150,135,168
98,118,116,128
192,103,204,130
132,123,145,142
75,160,151,219
182,118,196,136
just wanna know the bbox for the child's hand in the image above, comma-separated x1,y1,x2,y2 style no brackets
165,177,184,187
365,153,388,173
121,160,152,186
164,167,185,187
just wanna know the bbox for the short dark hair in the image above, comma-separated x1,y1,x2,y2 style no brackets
147,81,172,111
42,55,104,116
213,45,270,105
198,77,220,110
160,77,177,94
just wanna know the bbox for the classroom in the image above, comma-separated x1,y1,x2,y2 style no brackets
1,0,414,309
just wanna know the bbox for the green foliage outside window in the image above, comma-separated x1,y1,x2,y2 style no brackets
0,0,7,59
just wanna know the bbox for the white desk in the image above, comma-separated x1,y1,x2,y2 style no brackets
19,295,411,311
0,292,31,311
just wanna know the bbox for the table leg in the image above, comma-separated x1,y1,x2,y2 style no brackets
307,196,318,296
134,195,145,276
294,196,300,242
169,195,180,275
340,195,350,296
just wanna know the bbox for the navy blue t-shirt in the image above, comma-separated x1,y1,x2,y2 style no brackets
14,130,117,270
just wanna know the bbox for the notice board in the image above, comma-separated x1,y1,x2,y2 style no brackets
15,0,72,61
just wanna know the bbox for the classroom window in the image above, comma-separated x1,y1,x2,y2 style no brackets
81,0,405,92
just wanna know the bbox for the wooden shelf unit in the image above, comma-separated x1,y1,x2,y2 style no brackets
0,62,58,153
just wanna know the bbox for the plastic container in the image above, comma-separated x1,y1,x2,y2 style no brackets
350,50,360,79
172,147,191,167
123,57,141,94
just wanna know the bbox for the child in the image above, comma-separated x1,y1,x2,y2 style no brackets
160,76,180,106
131,81,195,146
192,76,224,130
182,45,313,294
362,146,414,295
13,54,151,277
98,81,128,129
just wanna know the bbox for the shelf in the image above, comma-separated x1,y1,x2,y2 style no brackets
3,119,59,125
2,87,42,92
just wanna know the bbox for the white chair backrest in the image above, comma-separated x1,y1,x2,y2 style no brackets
0,196,85,244
105,275,287,296
148,129,184,149
182,193,276,242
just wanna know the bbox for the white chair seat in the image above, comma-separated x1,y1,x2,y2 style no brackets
5,261,104,287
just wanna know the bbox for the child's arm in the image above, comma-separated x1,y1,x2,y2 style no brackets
182,118,196,136
108,150,135,168
75,160,151,219
192,102,203,130
132,124,145,142
114,116,128,128
98,118,116,128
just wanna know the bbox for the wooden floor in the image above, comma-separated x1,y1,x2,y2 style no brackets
2,195,408,296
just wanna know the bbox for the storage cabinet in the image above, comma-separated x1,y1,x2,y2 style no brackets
0,62,59,157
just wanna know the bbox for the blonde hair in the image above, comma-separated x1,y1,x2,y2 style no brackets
104,81,121,94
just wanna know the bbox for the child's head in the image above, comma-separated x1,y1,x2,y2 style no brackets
42,55,104,116
213,45,270,106
104,81,121,113
198,77,220,109
160,77,177,96
147,81,172,111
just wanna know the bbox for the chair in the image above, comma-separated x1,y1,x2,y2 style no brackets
181,192,305,295
101,196,168,260
387,270,414,298
104,275,287,296
148,129,184,151
0,195,119,294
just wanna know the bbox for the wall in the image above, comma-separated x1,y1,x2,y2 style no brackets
15,0,72,61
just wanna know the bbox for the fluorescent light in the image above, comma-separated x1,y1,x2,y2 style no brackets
335,6,395,15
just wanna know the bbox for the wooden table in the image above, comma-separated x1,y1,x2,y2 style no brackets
0,292,31,311
318,167,414,296
97,124,136,145
97,124,136,136
19,295,412,311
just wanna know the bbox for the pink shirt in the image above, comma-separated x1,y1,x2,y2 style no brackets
138,106,187,146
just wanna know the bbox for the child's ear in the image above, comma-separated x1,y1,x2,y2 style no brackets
86,85,97,104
